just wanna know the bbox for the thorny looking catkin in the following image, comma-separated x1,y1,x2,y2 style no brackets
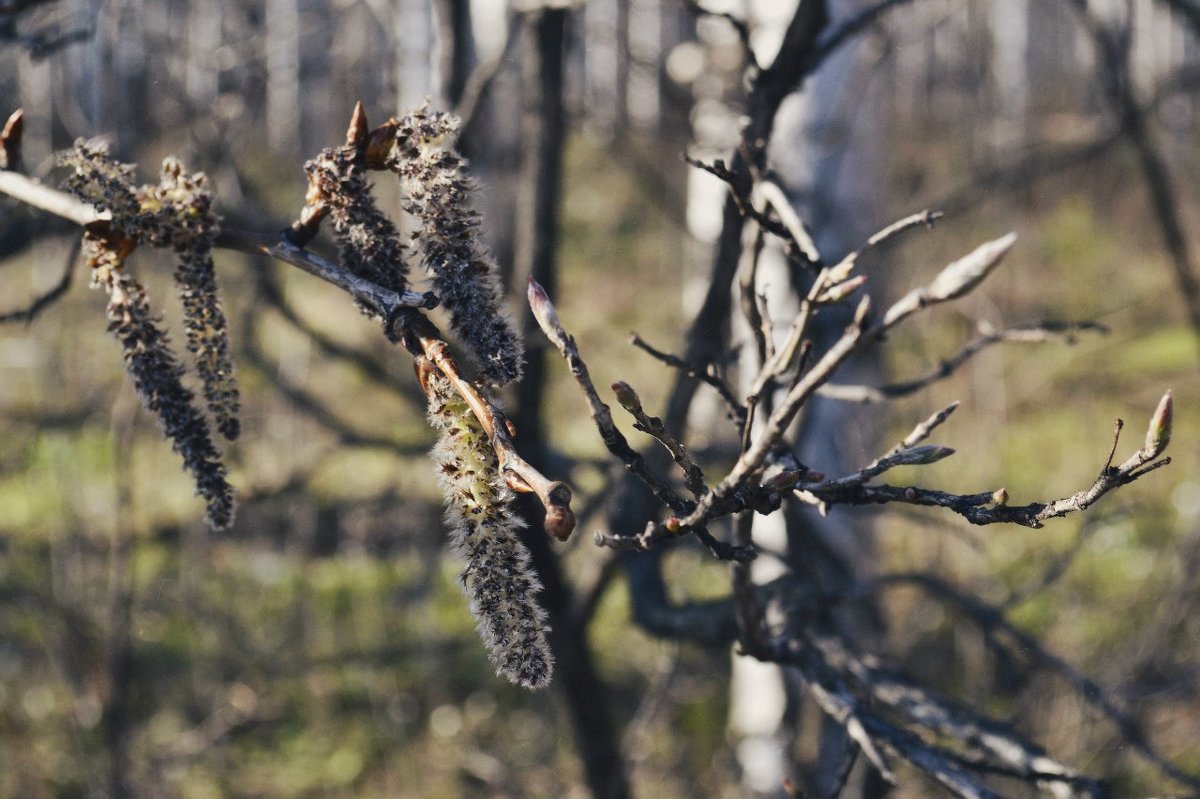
391,111,523,387
425,370,553,689
60,140,237,528
84,233,236,529
305,144,410,300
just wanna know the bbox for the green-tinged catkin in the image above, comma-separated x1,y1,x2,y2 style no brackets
425,372,553,689
306,144,410,298
84,234,236,530
149,158,240,441
391,111,523,387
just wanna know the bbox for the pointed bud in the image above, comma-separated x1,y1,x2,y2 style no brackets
895,445,955,466
1143,390,1173,459
363,119,400,169
764,469,809,492
527,277,568,350
817,274,867,304
346,101,369,147
824,258,856,286
611,380,640,413
1,108,24,170
927,232,1017,302
852,295,872,328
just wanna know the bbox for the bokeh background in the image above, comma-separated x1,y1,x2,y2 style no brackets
1,0,1199,797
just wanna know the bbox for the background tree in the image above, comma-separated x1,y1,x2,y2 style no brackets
1,1,1199,798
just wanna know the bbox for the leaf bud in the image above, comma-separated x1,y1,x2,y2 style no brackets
1142,389,1173,459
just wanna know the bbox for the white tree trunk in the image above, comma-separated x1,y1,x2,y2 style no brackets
265,0,301,155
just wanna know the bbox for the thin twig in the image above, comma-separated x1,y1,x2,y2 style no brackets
0,239,76,324
628,332,745,427
218,228,437,318
611,380,707,497
867,573,1200,793
818,321,1106,404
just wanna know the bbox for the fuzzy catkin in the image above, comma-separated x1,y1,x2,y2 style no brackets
149,158,240,441
61,142,237,529
85,234,236,530
391,111,523,387
306,144,410,299
59,139,145,224
425,372,553,689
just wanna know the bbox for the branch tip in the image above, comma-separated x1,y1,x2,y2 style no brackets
346,101,369,148
1142,389,1173,459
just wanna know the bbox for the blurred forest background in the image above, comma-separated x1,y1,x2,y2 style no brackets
1,0,1200,797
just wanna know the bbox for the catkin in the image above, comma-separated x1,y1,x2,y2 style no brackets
391,111,523,387
84,233,236,530
305,144,410,300
425,371,553,689
149,158,240,441
61,141,237,528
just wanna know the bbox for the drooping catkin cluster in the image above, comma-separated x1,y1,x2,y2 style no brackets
83,232,236,529
305,144,409,298
425,370,553,689
60,140,237,529
390,111,523,387
145,158,240,441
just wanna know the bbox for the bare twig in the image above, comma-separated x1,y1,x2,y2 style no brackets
758,179,821,264
843,395,1174,532
819,321,1106,403
0,239,76,324
628,332,745,426
611,380,707,498
886,402,960,456
218,227,437,318
529,279,752,561
866,572,1200,792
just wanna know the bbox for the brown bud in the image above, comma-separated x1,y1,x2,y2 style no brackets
611,381,640,413
346,101,369,148
527,277,567,350
545,504,576,542
1,108,24,171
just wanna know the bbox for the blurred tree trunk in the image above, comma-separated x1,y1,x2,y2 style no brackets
435,0,475,106
510,9,633,799
395,0,435,109
725,0,886,795
265,0,300,156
